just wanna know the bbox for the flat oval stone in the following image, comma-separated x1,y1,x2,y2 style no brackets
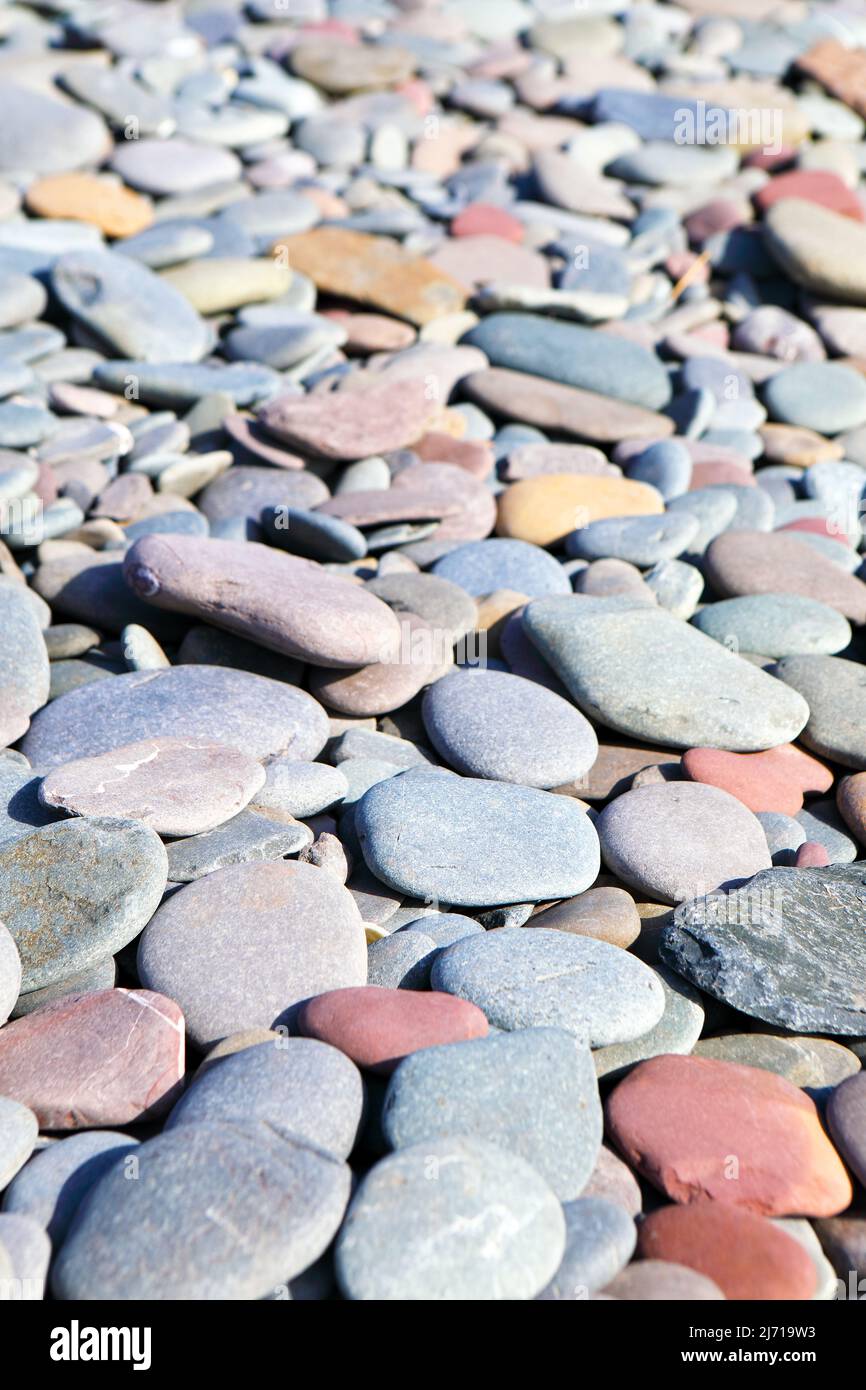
21,666,329,771
0,581,49,748
124,535,401,668
382,1027,601,1202
692,594,852,657
523,596,809,751
262,506,366,563
775,656,866,768
259,378,437,461
0,988,184,1130
53,250,210,364
366,932,437,990
111,138,242,195
137,860,368,1049
661,863,866,1035
308,610,451,717
298,986,489,1075
763,362,866,434
596,782,771,905
464,367,676,444
604,1260,724,1301
197,464,328,531
26,172,153,237
530,887,641,948
606,1053,851,1217
0,817,167,992
252,759,347,818
637,1202,817,1301
52,1121,350,1301
464,313,672,410
538,1197,636,1300
827,1072,866,1189
432,537,571,597
0,84,109,176
2,1130,138,1243
164,806,312,882
38,736,266,837
0,1096,37,1189
366,572,478,643
705,530,866,622
431,927,664,1046
764,198,866,305
166,1036,363,1160
566,512,699,566
497,473,663,547
422,668,597,788
682,744,833,816
356,770,600,907
335,1136,565,1301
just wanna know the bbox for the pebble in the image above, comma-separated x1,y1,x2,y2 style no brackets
2,1131,139,1243
0,1096,38,1190
523,596,809,751
334,1137,564,1302
827,1072,866,1189
604,1261,724,1301
704,530,866,623
694,1034,861,1104
682,744,833,816
298,986,488,1076
138,861,367,1049
0,581,49,749
763,362,866,434
592,965,705,1084
662,864,866,1035
356,770,599,907
691,594,852,656
530,887,641,949
607,1053,851,1217
164,806,312,882
431,927,664,1046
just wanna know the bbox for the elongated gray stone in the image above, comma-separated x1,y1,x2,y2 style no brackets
53,250,210,363
356,769,600,907
165,806,313,881
537,1197,637,1300
0,580,49,749
0,1096,38,1190
523,596,809,751
2,1131,139,1244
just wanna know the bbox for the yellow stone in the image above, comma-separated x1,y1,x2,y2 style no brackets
496,473,664,547
25,172,153,238
161,258,293,314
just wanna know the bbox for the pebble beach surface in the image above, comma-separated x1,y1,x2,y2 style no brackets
1,0,866,1306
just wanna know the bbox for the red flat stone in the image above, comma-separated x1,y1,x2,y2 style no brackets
451,202,524,243
795,841,831,867
690,460,755,488
605,1054,852,1217
755,169,866,222
682,744,833,816
297,985,488,1073
637,1202,818,1301
778,517,852,546
413,431,494,479
0,989,185,1130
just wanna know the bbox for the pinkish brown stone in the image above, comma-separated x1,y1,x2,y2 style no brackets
530,887,641,948
257,377,438,460
463,368,676,444
755,168,865,222
705,530,866,623
0,989,184,1129
451,202,525,242
297,985,488,1073
637,1203,817,1301
795,841,831,867
606,1054,853,1217
682,744,833,816
308,611,451,715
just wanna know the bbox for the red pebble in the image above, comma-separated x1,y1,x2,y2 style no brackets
755,169,865,221
795,841,831,868
451,202,524,243
297,986,489,1074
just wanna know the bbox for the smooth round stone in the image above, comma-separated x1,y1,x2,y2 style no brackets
0,581,49,748
398,913,483,948
21,666,329,771
38,736,266,837
251,759,347,818
185,463,327,529
582,1145,642,1219
692,594,851,657
118,220,215,269
262,507,366,563
566,512,698,567
164,806,313,882
827,1072,866,1189
111,138,241,195
624,440,692,500
763,362,866,435
356,770,600,907
227,315,346,369
0,988,184,1130
94,360,280,409
593,964,705,1084
12,957,116,1020
2,1130,138,1244
0,817,166,993
431,927,663,1046
497,474,663,548
538,1197,636,1301
607,1054,851,1218
307,611,451,717
366,572,477,643
0,920,20,1026
431,538,571,597
503,442,614,481
137,861,367,1048
383,1027,601,1202
604,1260,725,1301
776,655,866,768
125,535,402,669
645,558,704,618
530,887,640,949
837,771,866,847
705,530,866,622
0,1211,49,1295
53,250,210,364
52,1121,350,1301
0,401,59,448
166,1037,362,1159
298,986,488,1075
162,258,293,316
0,1096,38,1190
638,1202,817,1301
366,932,437,990
335,1137,565,1302
523,596,808,752
177,625,303,685
0,84,109,176
668,486,739,554
421,668,597,789
694,1034,861,1104
661,863,866,1035
0,273,46,329
464,313,672,411
682,744,832,817
764,198,866,305
757,810,807,864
